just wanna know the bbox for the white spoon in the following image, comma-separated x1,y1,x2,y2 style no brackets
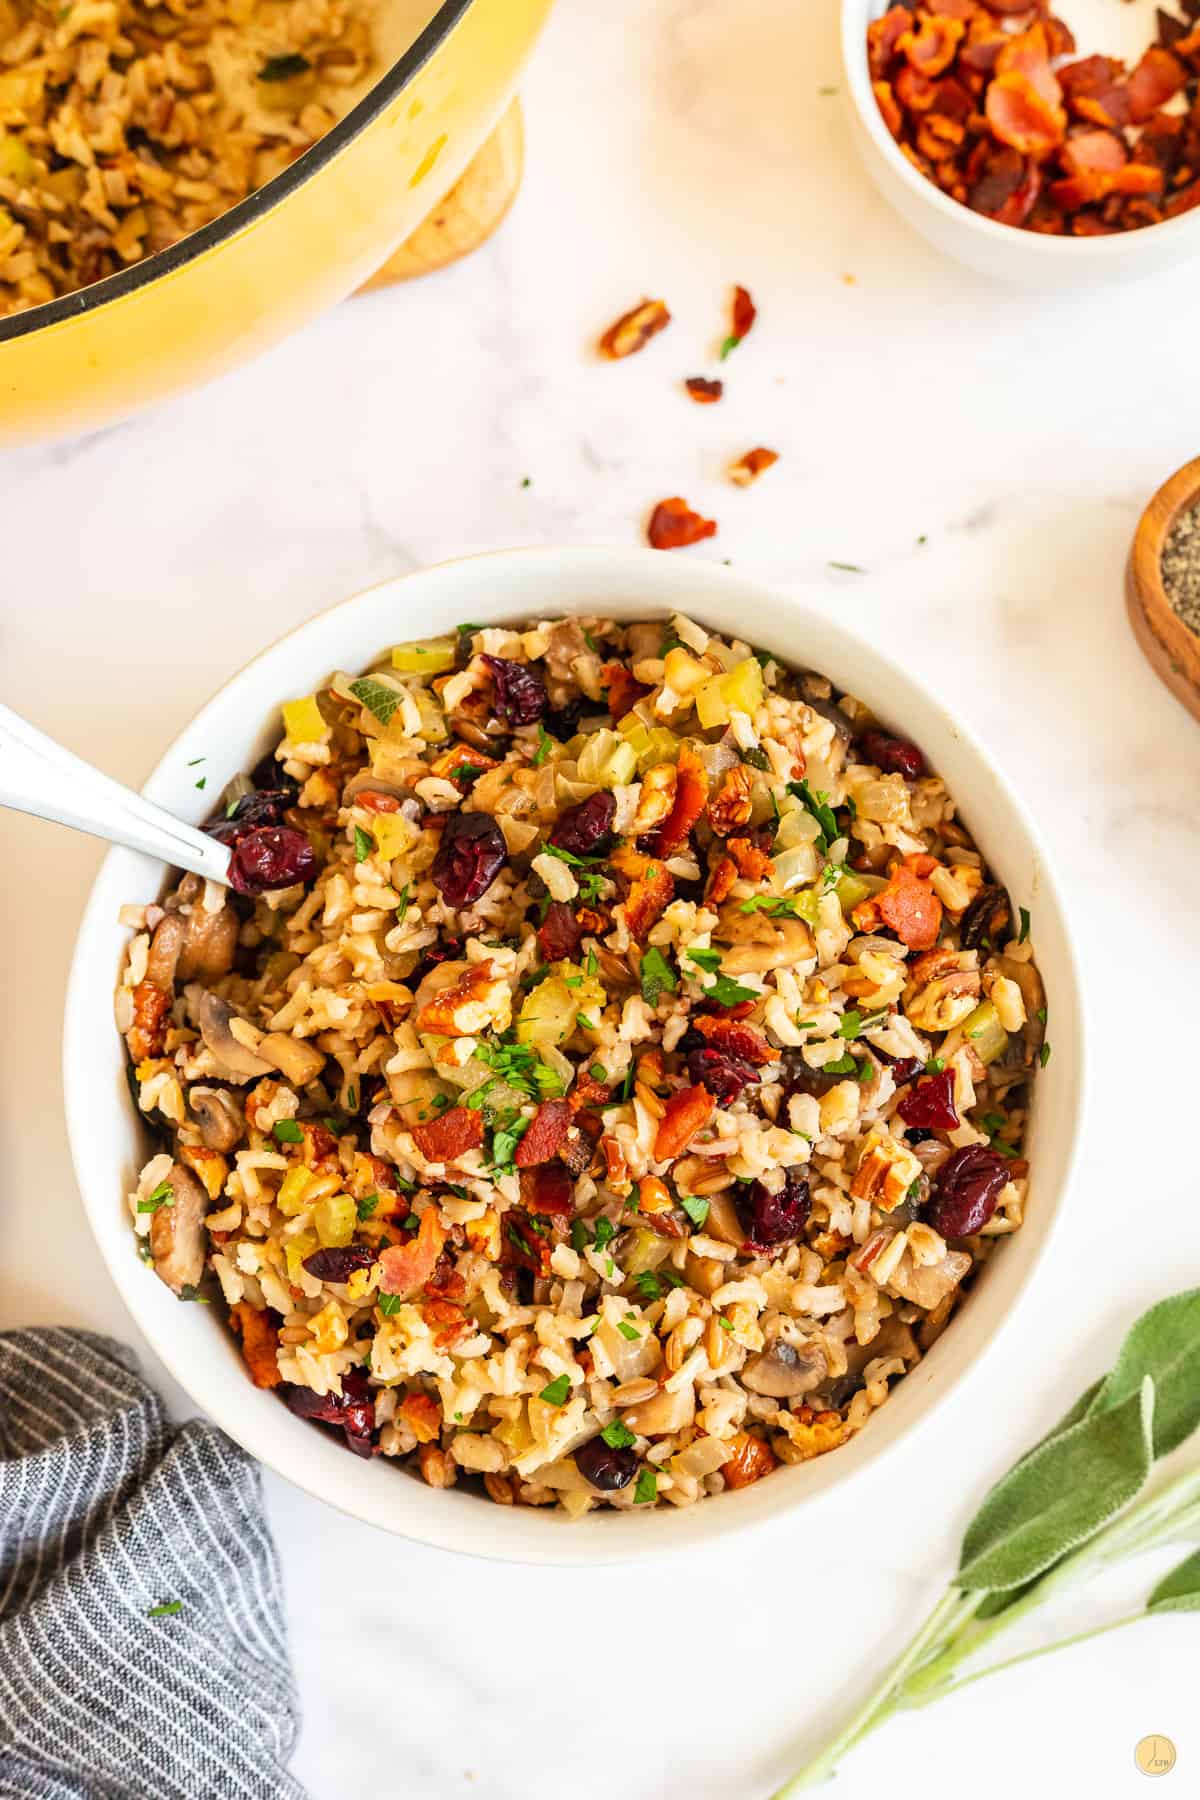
0,701,232,885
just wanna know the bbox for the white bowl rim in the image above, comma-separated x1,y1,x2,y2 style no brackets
841,0,1200,261
63,545,1086,1565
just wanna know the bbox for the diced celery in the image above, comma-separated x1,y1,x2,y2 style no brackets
285,1229,318,1280
621,723,681,773
836,872,885,914
276,1166,313,1216
577,729,638,788
314,1194,357,1248
371,812,414,862
772,843,820,891
696,658,763,729
792,889,822,927
409,685,448,743
962,999,1008,1066
623,1228,666,1276
390,639,456,676
281,695,327,745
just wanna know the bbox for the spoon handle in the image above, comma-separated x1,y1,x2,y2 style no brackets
0,701,231,886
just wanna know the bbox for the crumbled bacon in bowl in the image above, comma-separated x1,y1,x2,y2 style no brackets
116,613,1043,1518
868,0,1200,235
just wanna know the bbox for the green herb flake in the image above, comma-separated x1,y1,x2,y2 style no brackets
521,476,532,489
601,1421,637,1449
137,1179,173,1214
570,1219,591,1255
353,825,374,862
640,945,678,1007
348,676,403,726
635,1271,662,1300
680,1194,710,1230
686,947,723,974
828,561,867,574
576,1012,597,1031
394,883,411,924
633,1468,658,1504
742,746,771,771
146,1601,182,1618
739,895,799,918
272,1120,303,1144
1018,905,1031,944
592,1217,616,1252
194,776,206,790
703,974,758,1008
377,1292,404,1316
617,1320,642,1342
718,1316,734,1333
589,1062,607,1083
788,778,838,850
838,1009,863,1040
925,1056,945,1075
532,724,554,768
257,50,311,80
539,1374,571,1407
356,1193,379,1221
1040,1042,1052,1068
585,948,598,977
719,334,741,361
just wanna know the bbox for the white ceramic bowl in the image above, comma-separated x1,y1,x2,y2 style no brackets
842,0,1200,286
64,548,1084,1564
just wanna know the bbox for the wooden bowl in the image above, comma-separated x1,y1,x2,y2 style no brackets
1126,454,1200,723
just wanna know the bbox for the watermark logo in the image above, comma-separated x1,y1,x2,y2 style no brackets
1135,1735,1177,1777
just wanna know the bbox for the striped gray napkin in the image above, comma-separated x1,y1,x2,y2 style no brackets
0,1327,307,1800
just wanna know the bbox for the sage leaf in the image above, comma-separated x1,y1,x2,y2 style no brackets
1091,1289,1200,1458
349,676,403,726
956,1377,1154,1594
1147,1549,1200,1615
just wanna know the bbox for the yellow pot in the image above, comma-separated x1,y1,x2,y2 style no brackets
0,0,552,447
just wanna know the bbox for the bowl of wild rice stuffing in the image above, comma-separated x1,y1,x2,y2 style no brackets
0,0,551,444
65,549,1083,1560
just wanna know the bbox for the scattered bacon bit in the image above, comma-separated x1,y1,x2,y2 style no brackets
519,1163,574,1216
694,1015,774,1064
611,842,675,936
379,1208,447,1296
872,0,1185,234
651,743,709,854
569,1072,610,1114
398,1391,441,1443
647,497,717,551
229,1303,283,1389
501,1209,555,1279
726,835,774,881
729,447,779,487
707,764,755,835
411,1106,485,1164
730,284,757,343
854,862,943,951
653,1084,716,1161
537,900,584,962
684,376,724,404
429,745,499,789
128,981,170,1061
600,659,650,722
514,1099,572,1168
722,1431,778,1489
598,297,671,359
600,1134,632,1194
706,855,738,905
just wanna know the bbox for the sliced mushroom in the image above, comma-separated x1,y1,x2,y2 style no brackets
188,1086,245,1153
145,912,185,989
149,1162,208,1295
701,1188,746,1250
716,904,815,976
742,1340,827,1399
684,1251,726,1297
886,1247,971,1310
173,873,239,981
196,992,273,1080
342,771,414,806
806,696,854,755
257,1031,326,1087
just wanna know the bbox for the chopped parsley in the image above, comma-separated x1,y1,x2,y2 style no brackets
570,1219,591,1254
620,1064,636,1102
821,1052,859,1076
532,724,555,768
741,746,771,771
257,51,311,80
137,1179,173,1214
521,476,532,489
346,1085,358,1112
925,1056,945,1075
539,1374,571,1407
719,334,741,361
491,1117,530,1169
589,1062,607,1083
680,1194,710,1230
353,825,373,862
616,1320,642,1342
146,1601,182,1618
838,1009,864,1039
640,946,677,1007
702,974,758,1008
194,776,206,790
272,1120,303,1144
1040,1042,1052,1068
633,1468,658,1504
576,1012,598,1031
349,675,402,726
401,1212,420,1231
585,948,598,976
787,779,838,851
377,1293,404,1316
592,1217,616,1252
738,895,801,918
828,561,866,574
634,1271,662,1300
450,763,484,782
601,1421,636,1449
1036,1006,1048,1024
456,621,482,636
686,947,722,974
186,757,205,767
718,1316,734,1333
356,1193,380,1221
583,629,600,653
395,883,411,923
1019,906,1031,944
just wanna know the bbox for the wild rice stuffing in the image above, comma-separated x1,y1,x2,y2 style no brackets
117,612,1046,1516
0,0,376,315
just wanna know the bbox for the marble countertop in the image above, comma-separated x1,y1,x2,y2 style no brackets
4,0,1200,1792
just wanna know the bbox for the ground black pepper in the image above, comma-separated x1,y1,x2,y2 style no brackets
1161,501,1200,634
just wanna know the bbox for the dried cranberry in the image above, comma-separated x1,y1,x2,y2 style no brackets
227,826,317,895
301,1244,378,1282
411,936,464,986
898,1070,959,1132
887,1056,925,1087
960,884,1012,950
735,1168,811,1252
543,700,583,743
432,812,507,908
575,1436,639,1491
537,900,584,961
926,1145,1009,1238
282,1367,375,1456
858,729,926,781
551,792,616,857
685,1045,760,1105
481,655,548,726
250,754,300,800
784,1059,848,1100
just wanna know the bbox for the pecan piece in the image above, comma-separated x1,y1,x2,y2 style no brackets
598,297,671,359
684,376,723,404
647,497,717,551
729,447,779,487
707,764,754,835
229,1303,283,1390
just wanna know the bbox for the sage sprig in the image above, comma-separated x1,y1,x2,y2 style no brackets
775,1289,1200,1794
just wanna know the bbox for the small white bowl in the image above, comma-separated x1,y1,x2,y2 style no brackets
64,548,1084,1564
842,0,1200,286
